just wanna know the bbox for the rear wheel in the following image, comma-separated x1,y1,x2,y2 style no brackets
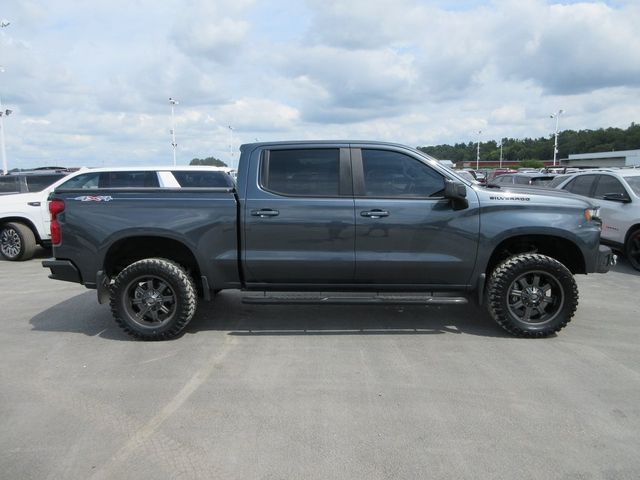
110,258,197,340
625,229,640,271
0,222,36,261
487,254,578,337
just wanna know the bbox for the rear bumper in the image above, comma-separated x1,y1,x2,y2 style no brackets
42,258,82,284
596,245,616,274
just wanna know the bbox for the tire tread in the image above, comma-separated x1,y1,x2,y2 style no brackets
110,258,197,340
487,253,578,338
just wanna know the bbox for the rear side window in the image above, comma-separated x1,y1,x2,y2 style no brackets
361,149,444,197
101,171,159,188
563,175,596,197
262,149,340,196
58,172,101,189
515,176,530,185
0,176,20,193
24,174,66,192
172,171,234,188
593,175,627,199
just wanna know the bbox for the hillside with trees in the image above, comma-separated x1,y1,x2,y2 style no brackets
417,123,640,164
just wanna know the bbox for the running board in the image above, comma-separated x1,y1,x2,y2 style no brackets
242,292,468,305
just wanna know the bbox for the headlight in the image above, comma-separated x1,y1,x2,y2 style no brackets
584,207,600,222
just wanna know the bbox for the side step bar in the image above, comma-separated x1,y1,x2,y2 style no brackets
242,292,468,305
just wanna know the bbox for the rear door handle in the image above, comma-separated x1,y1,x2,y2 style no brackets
360,209,389,218
251,208,280,218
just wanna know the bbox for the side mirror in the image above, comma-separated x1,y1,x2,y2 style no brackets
603,192,631,203
444,179,468,210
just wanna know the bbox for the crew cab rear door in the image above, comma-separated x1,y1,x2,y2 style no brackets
242,145,356,285
351,146,480,287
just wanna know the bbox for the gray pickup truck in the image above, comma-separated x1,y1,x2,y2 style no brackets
43,141,615,340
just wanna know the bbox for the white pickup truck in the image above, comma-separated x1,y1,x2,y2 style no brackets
0,166,234,261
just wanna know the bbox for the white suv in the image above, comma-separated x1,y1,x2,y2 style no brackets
554,169,640,270
0,166,233,261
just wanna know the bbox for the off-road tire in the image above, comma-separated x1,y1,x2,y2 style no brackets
625,228,640,271
0,222,37,261
110,258,197,340
487,253,578,337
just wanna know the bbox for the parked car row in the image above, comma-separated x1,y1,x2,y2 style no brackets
553,169,640,270
0,166,234,261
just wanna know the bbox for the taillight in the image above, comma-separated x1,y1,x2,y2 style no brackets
49,199,65,245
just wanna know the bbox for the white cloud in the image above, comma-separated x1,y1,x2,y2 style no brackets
0,0,639,168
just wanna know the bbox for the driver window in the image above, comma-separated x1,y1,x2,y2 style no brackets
361,149,444,197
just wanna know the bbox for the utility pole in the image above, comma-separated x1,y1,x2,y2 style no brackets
550,109,564,167
476,130,482,170
499,140,503,169
169,98,178,166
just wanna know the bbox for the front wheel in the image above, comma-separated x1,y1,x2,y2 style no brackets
625,229,640,271
487,254,578,337
110,258,197,340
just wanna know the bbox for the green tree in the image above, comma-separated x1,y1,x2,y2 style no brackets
189,157,227,167
417,123,640,163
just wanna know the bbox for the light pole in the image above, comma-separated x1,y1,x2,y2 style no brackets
228,125,234,168
550,109,564,167
476,130,482,170
499,140,503,169
0,65,10,175
0,102,11,176
169,97,178,166
0,22,11,174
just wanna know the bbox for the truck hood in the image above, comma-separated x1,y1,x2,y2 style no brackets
473,185,597,209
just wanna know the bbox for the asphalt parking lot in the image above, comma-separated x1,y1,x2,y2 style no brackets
1,250,639,480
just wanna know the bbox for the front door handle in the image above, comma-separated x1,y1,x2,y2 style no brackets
251,208,280,218
360,209,389,219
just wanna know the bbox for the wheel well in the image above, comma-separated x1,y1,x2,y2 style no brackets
0,217,41,243
486,235,585,275
104,236,202,286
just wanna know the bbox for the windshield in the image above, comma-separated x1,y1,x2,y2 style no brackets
623,176,640,196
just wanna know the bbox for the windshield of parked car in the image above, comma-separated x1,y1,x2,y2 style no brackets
623,176,640,196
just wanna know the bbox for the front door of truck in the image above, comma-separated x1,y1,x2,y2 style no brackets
352,147,480,286
243,146,356,285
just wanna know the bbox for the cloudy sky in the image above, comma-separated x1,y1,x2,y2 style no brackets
1,0,639,169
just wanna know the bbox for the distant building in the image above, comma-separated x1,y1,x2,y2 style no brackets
561,149,640,168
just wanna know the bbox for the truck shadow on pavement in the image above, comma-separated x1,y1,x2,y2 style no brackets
187,291,511,338
29,290,514,340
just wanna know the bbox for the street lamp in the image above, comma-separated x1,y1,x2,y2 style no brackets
169,97,178,166
0,65,11,175
550,109,564,167
0,106,11,176
476,130,482,170
228,125,234,167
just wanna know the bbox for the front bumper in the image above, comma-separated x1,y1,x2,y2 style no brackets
42,258,82,284
596,245,616,274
